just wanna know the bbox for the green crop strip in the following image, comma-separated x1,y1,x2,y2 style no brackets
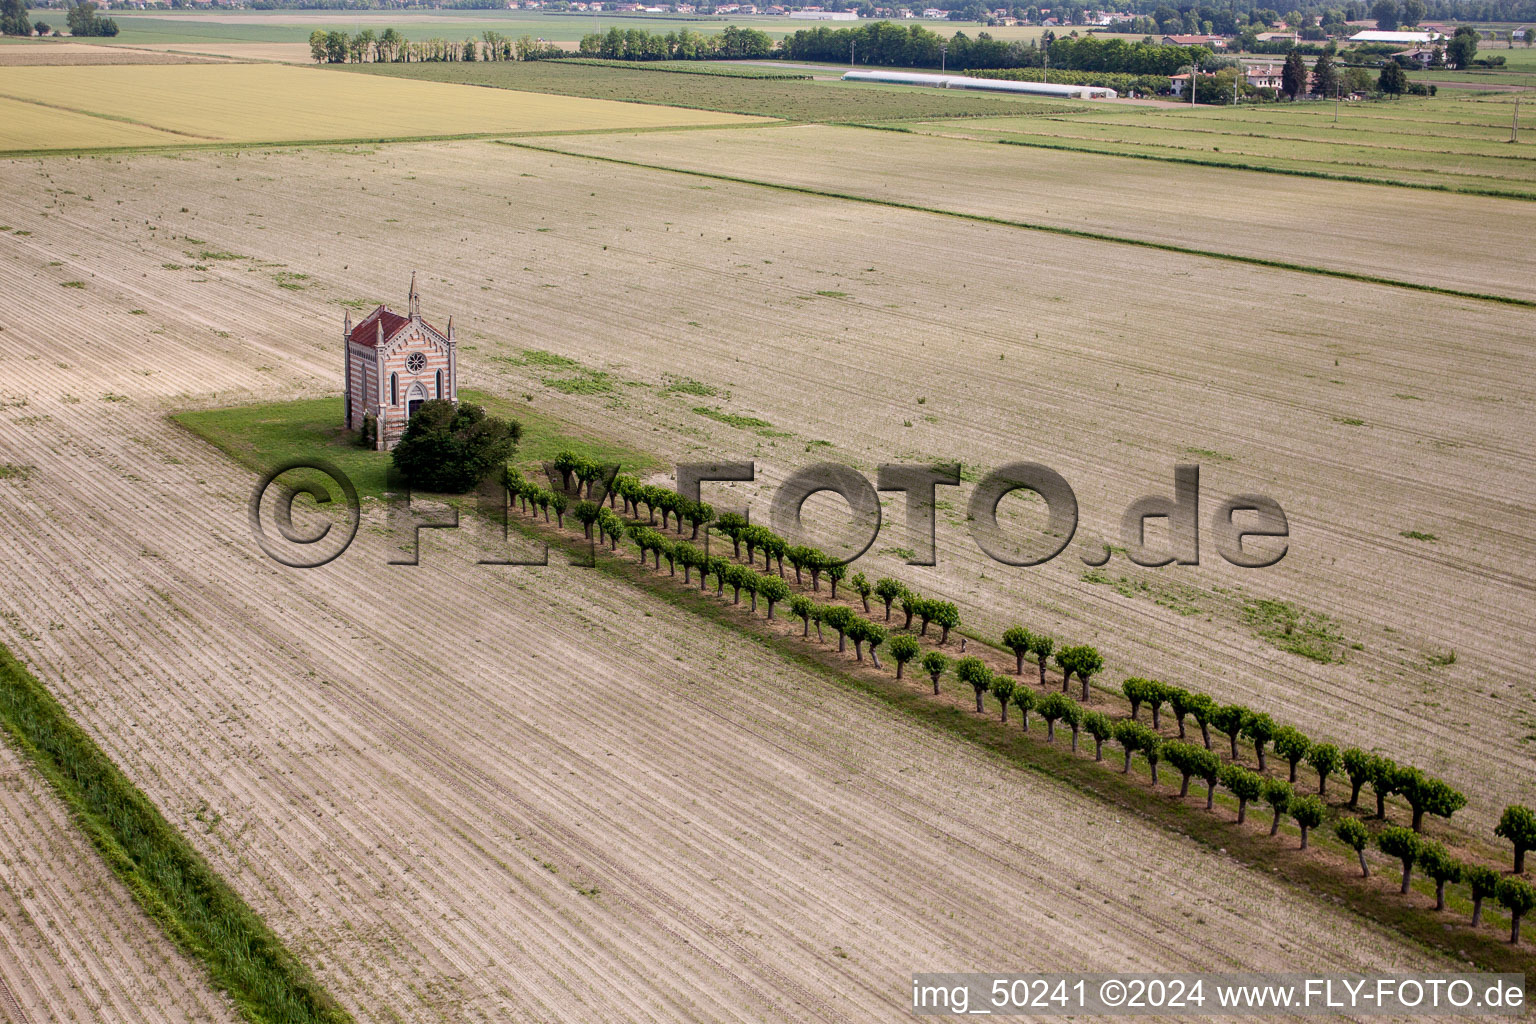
499,140,1536,309
0,644,351,1024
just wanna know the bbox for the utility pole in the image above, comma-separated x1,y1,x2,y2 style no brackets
940,41,947,73
1515,94,1522,143
1042,45,1048,82
851,40,856,67
1334,82,1340,123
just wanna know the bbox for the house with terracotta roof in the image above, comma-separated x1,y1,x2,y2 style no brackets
342,275,458,450
1162,33,1227,47
1392,45,1438,65
1244,62,1284,88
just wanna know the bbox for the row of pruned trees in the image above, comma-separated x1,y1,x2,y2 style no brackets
999,626,1104,701
513,455,1531,941
962,651,1534,944
983,625,1533,942
1110,676,1468,835
1335,820,1536,943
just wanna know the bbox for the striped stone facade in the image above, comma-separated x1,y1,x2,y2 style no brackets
342,275,458,451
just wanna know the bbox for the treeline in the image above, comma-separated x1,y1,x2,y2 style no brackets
575,24,774,60
1044,34,1215,74
1,0,116,36
562,57,812,78
308,27,564,63
781,24,1211,74
0,0,29,36
66,1,117,36
991,0,1535,23
499,451,1536,946
781,22,1025,69
971,67,1174,94
2,0,115,35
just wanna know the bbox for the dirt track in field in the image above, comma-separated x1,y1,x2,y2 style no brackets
0,739,242,1024
0,144,1516,1020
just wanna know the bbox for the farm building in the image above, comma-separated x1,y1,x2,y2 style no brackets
1393,46,1439,65
342,275,458,450
1349,29,1441,43
1244,63,1284,88
1162,33,1228,47
841,69,1117,99
789,9,858,18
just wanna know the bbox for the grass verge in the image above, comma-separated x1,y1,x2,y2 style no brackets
0,643,351,1024
171,389,657,500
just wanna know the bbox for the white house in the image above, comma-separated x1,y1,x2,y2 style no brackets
1244,63,1283,88
1349,29,1440,43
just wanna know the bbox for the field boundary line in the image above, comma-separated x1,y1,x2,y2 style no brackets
499,139,1536,307
0,119,773,160
0,643,353,1024
0,90,222,140
928,127,1536,202
1025,114,1536,163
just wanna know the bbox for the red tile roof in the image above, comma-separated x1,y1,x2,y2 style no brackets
349,306,410,349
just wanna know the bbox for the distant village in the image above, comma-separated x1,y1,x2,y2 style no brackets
81,0,1528,52
64,0,1529,77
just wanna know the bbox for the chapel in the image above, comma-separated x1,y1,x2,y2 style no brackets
343,274,457,450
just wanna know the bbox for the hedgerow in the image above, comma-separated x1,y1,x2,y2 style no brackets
0,646,350,1024
968,67,1172,94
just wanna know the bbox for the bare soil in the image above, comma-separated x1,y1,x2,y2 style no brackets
0,739,242,1024
0,140,1520,1020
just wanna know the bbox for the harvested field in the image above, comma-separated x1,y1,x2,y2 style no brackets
5,137,1525,836
0,95,191,151
0,401,1494,1024
523,122,1536,302
0,41,222,66
0,140,1525,1019
908,92,1536,197
0,64,763,153
339,60,1084,122
0,737,243,1024
118,41,378,64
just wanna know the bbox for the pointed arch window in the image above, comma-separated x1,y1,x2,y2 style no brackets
390,372,398,406
435,369,443,399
